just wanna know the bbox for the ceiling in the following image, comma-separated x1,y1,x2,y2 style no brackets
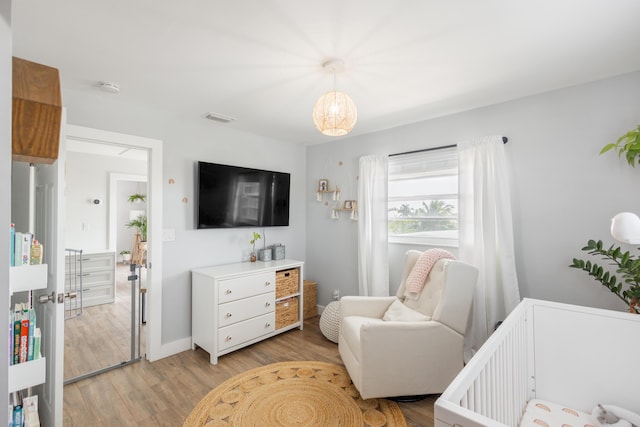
12,1,640,146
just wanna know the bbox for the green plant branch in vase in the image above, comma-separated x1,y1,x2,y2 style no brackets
570,239,640,313
249,231,261,262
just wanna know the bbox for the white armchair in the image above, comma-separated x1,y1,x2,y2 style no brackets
338,250,478,400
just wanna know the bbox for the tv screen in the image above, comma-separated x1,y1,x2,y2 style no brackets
197,161,290,229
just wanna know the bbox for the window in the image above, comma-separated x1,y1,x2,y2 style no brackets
388,146,458,247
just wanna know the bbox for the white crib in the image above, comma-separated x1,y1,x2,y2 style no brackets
435,298,640,427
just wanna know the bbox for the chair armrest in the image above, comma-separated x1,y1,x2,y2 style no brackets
339,296,397,320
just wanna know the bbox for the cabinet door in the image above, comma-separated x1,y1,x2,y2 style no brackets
218,272,275,303
218,293,275,327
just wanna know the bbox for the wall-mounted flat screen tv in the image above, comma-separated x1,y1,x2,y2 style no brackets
197,161,290,229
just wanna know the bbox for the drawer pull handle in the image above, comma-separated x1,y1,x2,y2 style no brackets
226,313,232,318
265,302,271,307
265,281,271,286
226,336,232,342
284,272,290,277
225,289,232,295
265,323,271,328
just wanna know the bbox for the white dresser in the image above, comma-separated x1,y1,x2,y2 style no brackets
191,259,304,365
65,250,116,307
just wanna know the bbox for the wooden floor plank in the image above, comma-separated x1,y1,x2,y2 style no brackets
64,315,437,426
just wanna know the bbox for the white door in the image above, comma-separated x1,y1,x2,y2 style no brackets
31,131,66,426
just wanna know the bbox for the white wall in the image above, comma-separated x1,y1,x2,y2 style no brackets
60,88,306,345
0,0,11,420
65,151,147,251
306,71,640,313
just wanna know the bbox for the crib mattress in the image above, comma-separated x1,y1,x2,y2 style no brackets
520,399,596,427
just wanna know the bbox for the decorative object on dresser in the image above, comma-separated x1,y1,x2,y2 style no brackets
249,231,261,262
191,259,304,365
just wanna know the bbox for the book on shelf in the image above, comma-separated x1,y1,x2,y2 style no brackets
9,303,38,365
13,310,21,365
19,317,29,363
10,226,43,266
10,223,15,267
13,232,33,266
33,328,41,361
27,308,36,361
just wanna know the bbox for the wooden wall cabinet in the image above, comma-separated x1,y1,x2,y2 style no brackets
12,57,62,164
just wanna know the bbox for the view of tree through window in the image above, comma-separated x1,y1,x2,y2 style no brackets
388,147,459,246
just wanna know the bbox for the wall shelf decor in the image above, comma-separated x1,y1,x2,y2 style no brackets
315,160,358,220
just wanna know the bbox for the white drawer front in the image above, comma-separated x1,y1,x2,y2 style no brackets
72,253,114,271
218,313,275,351
77,284,114,307
79,270,114,287
218,293,275,327
218,272,275,303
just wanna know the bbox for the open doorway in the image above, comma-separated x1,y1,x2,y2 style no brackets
63,140,147,382
62,125,163,382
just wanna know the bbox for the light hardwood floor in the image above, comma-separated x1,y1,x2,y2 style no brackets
64,263,145,380
63,316,437,426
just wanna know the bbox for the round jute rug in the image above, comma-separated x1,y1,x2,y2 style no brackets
183,360,407,427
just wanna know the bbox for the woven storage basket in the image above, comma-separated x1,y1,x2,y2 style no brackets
303,280,318,319
276,268,299,299
276,296,299,329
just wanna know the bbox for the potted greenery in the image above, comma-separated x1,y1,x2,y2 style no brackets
128,193,147,204
126,215,147,242
249,231,261,262
120,250,131,263
570,240,640,313
571,124,640,313
600,124,640,166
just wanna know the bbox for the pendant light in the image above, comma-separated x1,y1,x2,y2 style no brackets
312,59,357,136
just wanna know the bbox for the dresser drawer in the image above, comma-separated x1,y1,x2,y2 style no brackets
79,269,114,287
76,283,114,307
75,253,114,271
218,271,275,303
218,292,275,327
218,313,275,351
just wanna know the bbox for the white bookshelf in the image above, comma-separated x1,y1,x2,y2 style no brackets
9,358,46,392
9,263,48,391
10,264,48,295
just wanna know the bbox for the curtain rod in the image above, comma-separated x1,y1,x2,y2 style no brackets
390,136,508,157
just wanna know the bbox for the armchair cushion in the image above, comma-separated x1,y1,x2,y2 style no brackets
382,299,431,322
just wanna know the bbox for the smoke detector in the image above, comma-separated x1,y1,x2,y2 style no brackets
203,112,237,123
98,82,120,93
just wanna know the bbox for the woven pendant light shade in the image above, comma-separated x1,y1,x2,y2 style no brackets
313,90,358,136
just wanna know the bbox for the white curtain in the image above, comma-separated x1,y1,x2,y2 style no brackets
357,155,389,296
458,136,521,360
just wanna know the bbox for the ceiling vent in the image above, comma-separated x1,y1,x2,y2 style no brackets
203,112,237,123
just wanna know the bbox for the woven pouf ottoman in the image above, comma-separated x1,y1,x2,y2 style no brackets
319,301,341,343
